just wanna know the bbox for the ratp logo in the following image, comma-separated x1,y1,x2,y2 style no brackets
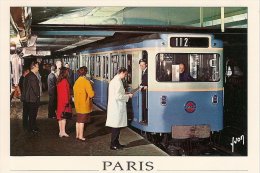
184,101,196,113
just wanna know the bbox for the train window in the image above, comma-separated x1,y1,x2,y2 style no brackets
127,54,132,84
142,50,148,62
95,56,101,77
71,58,75,71
81,55,86,68
120,54,126,68
156,53,220,82
103,55,109,79
102,56,105,79
105,56,109,79
111,54,119,79
86,57,90,74
90,56,95,77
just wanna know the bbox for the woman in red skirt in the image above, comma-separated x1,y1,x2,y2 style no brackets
56,67,71,137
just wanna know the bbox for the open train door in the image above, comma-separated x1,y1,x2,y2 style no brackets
130,51,143,123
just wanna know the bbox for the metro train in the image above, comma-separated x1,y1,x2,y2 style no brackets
78,33,224,150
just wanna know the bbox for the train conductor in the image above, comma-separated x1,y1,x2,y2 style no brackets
139,59,148,124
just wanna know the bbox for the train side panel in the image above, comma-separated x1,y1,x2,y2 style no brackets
131,90,223,133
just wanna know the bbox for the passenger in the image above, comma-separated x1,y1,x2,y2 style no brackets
56,67,71,138
21,61,40,133
19,68,30,130
179,63,195,82
18,68,30,96
35,72,43,96
55,60,62,77
47,65,57,119
65,63,74,92
73,66,95,141
106,67,133,150
41,64,49,92
139,59,148,124
11,47,23,100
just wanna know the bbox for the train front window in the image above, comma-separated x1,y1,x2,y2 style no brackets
156,53,220,82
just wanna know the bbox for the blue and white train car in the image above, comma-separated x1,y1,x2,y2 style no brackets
79,33,223,140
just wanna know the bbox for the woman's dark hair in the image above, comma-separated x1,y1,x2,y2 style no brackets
77,66,88,76
118,67,128,74
57,67,69,83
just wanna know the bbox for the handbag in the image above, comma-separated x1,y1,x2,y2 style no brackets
61,105,72,119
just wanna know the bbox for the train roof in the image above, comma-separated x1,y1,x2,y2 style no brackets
80,33,221,54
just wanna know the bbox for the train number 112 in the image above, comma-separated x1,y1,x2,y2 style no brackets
175,37,189,47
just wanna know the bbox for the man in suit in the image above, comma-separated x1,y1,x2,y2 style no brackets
21,61,40,133
47,65,57,119
139,59,148,124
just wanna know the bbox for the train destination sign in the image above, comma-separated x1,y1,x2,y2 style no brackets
170,37,209,47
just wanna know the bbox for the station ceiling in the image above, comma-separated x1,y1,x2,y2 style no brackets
10,7,247,56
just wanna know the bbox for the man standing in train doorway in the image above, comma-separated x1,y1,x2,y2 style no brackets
139,59,148,124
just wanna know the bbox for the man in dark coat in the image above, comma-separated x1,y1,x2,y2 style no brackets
19,68,30,129
18,68,30,96
21,61,40,133
139,59,148,124
179,63,195,82
47,65,57,119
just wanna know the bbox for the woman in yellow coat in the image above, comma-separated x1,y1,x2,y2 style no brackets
73,66,95,141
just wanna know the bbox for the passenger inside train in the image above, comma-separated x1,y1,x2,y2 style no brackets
179,63,195,82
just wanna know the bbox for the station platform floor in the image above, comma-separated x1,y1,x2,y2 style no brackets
10,92,168,156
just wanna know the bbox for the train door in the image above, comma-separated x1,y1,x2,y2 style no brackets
131,50,148,124
126,54,133,120
131,51,143,123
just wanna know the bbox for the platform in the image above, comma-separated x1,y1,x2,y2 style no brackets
10,93,168,156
